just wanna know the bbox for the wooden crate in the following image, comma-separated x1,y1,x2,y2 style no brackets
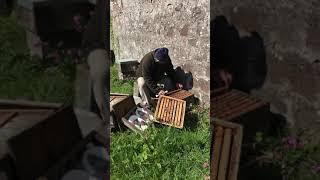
154,96,186,129
7,105,83,180
210,118,243,180
110,93,136,124
210,89,270,143
0,100,61,161
0,101,108,180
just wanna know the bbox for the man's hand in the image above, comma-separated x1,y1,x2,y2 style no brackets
176,83,183,89
158,90,166,96
219,69,232,89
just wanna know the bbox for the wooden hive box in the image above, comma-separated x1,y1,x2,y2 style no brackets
154,96,186,129
152,89,194,105
110,93,135,125
2,105,107,180
210,89,270,143
210,118,243,180
166,89,194,102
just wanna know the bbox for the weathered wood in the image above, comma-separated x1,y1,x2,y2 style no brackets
0,112,17,127
8,105,83,180
211,119,243,180
211,87,228,98
162,97,169,122
211,126,224,180
210,89,270,143
154,96,186,128
218,128,232,180
0,99,61,109
168,99,173,121
110,94,135,126
228,126,243,180
166,89,194,104
0,109,52,113
172,100,178,126
110,93,130,97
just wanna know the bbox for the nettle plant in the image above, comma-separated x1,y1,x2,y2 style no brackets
253,129,320,180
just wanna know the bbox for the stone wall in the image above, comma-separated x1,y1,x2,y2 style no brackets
111,0,210,105
211,0,320,132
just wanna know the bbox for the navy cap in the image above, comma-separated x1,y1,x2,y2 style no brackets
154,48,169,62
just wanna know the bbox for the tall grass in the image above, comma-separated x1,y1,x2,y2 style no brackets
0,15,75,103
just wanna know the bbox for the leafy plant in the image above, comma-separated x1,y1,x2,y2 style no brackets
253,129,320,180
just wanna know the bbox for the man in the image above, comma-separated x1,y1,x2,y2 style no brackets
81,0,110,176
213,67,233,89
136,47,183,106
82,0,108,120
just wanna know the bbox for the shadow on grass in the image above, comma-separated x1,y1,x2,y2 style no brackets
184,111,201,131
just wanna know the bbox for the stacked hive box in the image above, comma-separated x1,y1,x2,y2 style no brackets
210,119,243,180
211,89,270,142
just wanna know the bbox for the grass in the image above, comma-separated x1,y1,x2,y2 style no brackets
110,66,210,179
0,15,75,103
110,65,134,94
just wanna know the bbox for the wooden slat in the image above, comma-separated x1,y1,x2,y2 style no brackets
176,101,182,126
0,112,18,127
164,97,170,123
216,99,258,117
0,99,61,109
211,119,243,180
167,99,172,123
162,97,168,122
210,89,268,120
166,89,194,101
228,126,243,180
218,128,232,180
172,100,178,126
155,97,163,120
179,101,186,128
211,126,224,180
0,109,52,113
110,93,130,96
154,97,161,121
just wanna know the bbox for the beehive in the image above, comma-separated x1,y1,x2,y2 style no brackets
154,96,186,128
211,89,270,143
152,89,194,105
110,93,135,128
166,89,194,100
210,118,243,180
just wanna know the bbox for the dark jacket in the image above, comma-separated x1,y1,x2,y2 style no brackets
136,50,176,94
82,0,107,57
